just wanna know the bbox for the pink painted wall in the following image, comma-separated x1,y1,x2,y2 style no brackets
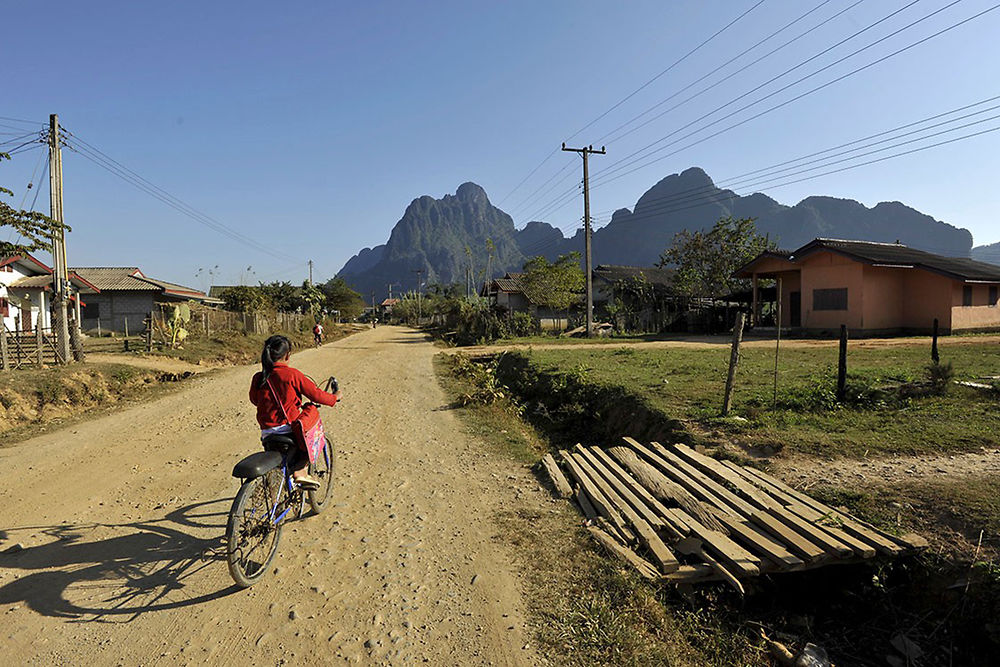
860,265,904,330
799,251,864,330
900,270,955,331
777,271,800,327
951,283,1000,330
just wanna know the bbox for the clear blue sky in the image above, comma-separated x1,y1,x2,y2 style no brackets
3,0,999,290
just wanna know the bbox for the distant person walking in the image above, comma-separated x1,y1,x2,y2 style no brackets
313,322,324,346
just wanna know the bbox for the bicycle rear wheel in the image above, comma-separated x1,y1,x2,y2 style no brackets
308,436,335,513
227,469,283,587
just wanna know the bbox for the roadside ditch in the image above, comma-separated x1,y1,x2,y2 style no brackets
444,350,1000,666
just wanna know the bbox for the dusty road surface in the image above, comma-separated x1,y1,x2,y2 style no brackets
0,326,543,665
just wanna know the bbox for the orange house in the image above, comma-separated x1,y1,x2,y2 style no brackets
735,239,1000,335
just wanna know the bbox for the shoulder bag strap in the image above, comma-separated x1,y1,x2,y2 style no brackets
265,376,292,425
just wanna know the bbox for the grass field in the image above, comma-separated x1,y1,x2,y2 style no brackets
519,338,1000,458
436,350,1000,665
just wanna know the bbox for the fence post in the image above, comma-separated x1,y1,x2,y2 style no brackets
0,325,8,371
36,324,44,367
124,316,129,338
721,312,745,416
97,318,102,338
146,312,153,352
836,324,848,402
931,318,939,363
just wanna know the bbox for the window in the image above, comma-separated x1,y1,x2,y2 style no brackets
963,285,973,307
990,286,998,307
813,288,848,311
0,297,8,317
82,302,100,320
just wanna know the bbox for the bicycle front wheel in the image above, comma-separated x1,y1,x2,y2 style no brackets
308,436,335,514
227,469,284,587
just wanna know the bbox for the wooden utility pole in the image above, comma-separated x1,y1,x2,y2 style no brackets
722,312,745,416
836,324,848,402
773,277,782,407
48,114,71,363
562,143,606,337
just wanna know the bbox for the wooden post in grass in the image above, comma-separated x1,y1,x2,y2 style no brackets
1,324,8,370
836,324,848,402
35,323,44,367
773,277,782,408
722,312,745,416
145,313,153,352
931,318,939,364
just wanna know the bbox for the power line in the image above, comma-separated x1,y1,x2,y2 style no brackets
585,94,1000,220
598,0,850,146
500,0,767,212
566,0,769,142
516,99,1000,260
593,0,942,183
0,115,43,125
521,1,993,222
59,129,300,263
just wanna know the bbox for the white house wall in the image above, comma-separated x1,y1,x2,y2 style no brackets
1,263,49,332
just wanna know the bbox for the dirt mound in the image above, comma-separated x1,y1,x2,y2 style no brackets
0,365,163,436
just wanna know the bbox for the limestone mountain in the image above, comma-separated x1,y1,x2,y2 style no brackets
337,183,525,299
972,241,1000,266
338,168,977,298
526,167,973,265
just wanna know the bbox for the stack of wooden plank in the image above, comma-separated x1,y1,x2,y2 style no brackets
540,438,927,593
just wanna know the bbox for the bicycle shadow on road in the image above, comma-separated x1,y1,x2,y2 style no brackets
0,498,240,623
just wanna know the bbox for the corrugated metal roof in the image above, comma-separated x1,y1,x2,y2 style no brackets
70,267,161,291
798,239,1000,282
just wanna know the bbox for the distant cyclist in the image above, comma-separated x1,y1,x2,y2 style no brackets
312,322,323,346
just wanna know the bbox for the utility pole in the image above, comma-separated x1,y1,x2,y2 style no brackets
48,114,70,363
562,142,605,337
412,269,424,321
308,260,313,287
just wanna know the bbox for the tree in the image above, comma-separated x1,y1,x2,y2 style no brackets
320,277,365,320
521,251,584,312
220,285,269,312
258,280,303,312
659,216,775,297
1,152,64,257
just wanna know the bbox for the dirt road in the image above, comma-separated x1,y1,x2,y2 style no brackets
0,327,543,665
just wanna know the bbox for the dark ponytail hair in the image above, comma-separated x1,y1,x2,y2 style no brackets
260,335,292,388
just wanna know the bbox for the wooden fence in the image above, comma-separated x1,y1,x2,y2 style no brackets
0,324,67,370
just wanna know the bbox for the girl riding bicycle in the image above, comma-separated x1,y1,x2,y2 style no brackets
249,335,340,489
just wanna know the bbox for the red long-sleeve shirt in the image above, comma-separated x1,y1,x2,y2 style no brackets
249,362,338,429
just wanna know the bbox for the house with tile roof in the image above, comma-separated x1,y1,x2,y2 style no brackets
1,254,99,332
70,267,217,333
736,238,1000,335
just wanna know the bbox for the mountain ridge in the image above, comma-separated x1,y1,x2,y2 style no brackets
338,167,984,297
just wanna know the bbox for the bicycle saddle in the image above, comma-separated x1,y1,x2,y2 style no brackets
262,434,296,452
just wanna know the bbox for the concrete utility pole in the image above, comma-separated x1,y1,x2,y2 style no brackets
48,114,70,363
308,260,314,286
412,269,424,320
562,143,605,337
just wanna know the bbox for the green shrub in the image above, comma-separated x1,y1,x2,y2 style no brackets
925,360,954,395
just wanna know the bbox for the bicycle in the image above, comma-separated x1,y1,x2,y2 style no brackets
225,377,338,588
